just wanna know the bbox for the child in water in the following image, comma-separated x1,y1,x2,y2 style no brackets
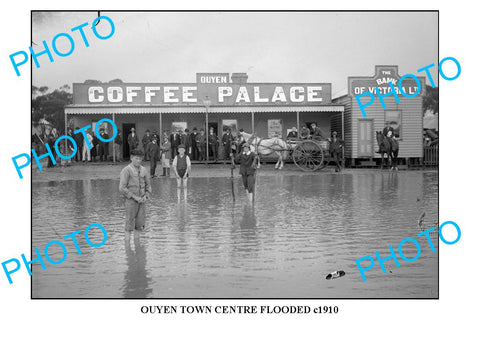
172,144,191,188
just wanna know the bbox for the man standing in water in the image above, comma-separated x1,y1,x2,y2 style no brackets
236,142,259,203
119,149,152,231
172,144,191,201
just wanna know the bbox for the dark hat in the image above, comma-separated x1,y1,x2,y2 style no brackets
193,127,197,131
130,149,144,156
145,129,150,132
185,128,189,132
99,127,105,131
178,144,186,150
242,142,250,148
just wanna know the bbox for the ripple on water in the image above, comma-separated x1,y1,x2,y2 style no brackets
32,171,438,298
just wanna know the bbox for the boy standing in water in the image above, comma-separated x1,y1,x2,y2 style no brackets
119,149,152,231
236,142,259,203
172,144,191,188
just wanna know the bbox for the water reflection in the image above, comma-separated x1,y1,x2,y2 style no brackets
123,232,153,298
32,171,439,298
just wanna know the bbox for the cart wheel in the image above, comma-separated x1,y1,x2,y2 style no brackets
318,151,330,170
292,140,324,171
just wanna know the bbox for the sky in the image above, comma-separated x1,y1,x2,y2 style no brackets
31,11,438,97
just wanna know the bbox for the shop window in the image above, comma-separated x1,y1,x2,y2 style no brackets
384,110,402,138
172,122,187,133
268,119,283,138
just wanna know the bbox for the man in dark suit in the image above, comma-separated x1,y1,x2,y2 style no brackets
181,129,192,158
142,130,151,161
208,127,219,162
98,127,110,161
127,127,139,155
190,127,199,160
170,130,181,159
222,128,234,161
74,126,84,161
329,131,344,172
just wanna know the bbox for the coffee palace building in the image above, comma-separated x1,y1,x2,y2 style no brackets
65,66,426,165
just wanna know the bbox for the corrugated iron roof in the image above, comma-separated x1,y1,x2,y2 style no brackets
65,105,344,114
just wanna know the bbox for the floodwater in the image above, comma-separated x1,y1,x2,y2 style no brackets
32,171,439,298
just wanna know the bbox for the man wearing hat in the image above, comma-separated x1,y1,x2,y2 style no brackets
286,127,298,140
196,128,206,161
235,142,259,203
181,128,192,158
142,129,151,161
222,128,234,163
383,123,395,138
190,127,199,160
151,130,161,145
127,127,139,156
119,149,152,231
170,129,181,159
329,131,344,172
146,138,160,178
98,127,110,162
310,122,325,141
299,124,310,140
208,127,219,162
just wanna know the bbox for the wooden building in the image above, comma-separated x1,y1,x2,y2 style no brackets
65,72,344,161
332,65,426,166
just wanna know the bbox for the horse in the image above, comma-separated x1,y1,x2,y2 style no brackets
376,131,399,170
389,135,399,170
238,130,290,169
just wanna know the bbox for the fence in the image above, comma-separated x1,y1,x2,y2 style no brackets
423,144,439,167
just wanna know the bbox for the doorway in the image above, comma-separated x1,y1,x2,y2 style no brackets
208,122,218,135
122,123,136,160
357,119,373,157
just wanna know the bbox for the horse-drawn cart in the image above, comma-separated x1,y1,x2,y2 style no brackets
238,130,332,171
289,139,330,171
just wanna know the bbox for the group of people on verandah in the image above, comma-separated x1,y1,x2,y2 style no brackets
31,122,345,172
126,126,236,164
31,125,116,168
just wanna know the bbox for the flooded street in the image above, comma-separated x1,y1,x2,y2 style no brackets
32,170,438,298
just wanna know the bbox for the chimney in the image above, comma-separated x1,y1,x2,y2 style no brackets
231,73,248,84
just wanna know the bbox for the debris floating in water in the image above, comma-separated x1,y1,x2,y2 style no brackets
418,211,426,231
326,270,346,280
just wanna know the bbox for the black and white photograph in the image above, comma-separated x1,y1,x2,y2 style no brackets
2,1,480,339
29,10,440,299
